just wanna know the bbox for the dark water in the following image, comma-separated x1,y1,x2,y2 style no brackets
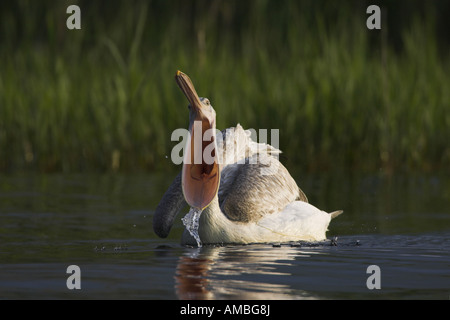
0,172,449,300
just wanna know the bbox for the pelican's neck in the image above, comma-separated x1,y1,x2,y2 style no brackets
197,194,236,244
201,195,222,223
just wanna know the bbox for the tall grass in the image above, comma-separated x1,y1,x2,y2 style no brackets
0,0,448,173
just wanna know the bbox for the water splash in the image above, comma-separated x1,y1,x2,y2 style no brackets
182,207,203,247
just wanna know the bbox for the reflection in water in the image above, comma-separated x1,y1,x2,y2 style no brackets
175,248,214,299
175,245,323,300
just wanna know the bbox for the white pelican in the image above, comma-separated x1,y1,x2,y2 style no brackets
153,71,342,246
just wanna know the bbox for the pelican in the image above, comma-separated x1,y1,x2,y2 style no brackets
153,71,342,246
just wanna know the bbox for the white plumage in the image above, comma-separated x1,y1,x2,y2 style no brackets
182,198,334,245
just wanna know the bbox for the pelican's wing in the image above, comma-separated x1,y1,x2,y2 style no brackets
218,124,307,204
219,153,302,223
153,172,187,238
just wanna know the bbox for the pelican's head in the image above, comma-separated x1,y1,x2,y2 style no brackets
175,70,220,210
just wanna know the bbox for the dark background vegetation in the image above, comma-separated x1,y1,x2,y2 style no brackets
1,0,449,174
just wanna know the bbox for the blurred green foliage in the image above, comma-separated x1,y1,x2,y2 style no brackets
0,0,449,173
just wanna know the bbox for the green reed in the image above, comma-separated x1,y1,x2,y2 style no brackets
0,0,448,173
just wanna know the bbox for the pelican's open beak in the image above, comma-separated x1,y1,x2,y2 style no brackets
175,70,220,210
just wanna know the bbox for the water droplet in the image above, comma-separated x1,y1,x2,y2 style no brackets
182,207,203,247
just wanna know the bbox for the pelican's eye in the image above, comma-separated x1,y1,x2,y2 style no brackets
204,99,210,106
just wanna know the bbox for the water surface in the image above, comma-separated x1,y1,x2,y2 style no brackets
0,172,449,299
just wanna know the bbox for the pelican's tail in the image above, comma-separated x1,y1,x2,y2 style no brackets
330,210,343,220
